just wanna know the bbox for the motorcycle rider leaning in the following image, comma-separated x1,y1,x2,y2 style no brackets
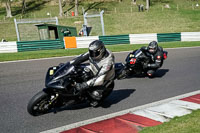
69,40,115,107
140,41,164,77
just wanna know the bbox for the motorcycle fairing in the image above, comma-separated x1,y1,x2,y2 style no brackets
45,63,73,89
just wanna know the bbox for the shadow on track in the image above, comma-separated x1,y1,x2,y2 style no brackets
101,89,136,108
154,69,169,78
53,89,136,113
125,69,169,79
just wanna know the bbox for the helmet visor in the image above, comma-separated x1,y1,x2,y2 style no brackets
149,48,156,53
89,49,100,58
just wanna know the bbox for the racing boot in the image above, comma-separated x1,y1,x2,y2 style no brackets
89,90,103,107
147,70,156,78
90,100,99,107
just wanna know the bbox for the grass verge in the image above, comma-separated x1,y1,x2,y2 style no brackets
0,41,200,62
141,109,200,133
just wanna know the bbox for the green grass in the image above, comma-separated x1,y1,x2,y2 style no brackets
0,0,200,41
0,41,200,62
141,109,200,133
0,48,88,62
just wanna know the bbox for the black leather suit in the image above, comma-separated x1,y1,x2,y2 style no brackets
140,46,164,76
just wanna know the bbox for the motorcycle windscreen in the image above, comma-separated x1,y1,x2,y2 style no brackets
125,49,140,62
45,63,74,88
53,63,74,80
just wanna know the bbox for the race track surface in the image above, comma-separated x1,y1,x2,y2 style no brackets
0,47,200,133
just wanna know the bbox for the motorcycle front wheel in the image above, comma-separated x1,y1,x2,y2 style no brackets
27,91,56,116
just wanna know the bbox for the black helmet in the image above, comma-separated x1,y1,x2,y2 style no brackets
148,41,158,54
88,40,106,61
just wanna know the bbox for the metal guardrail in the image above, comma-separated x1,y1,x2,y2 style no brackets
17,40,64,52
1,32,200,53
157,33,181,42
99,34,130,45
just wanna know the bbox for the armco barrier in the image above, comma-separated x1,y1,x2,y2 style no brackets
181,32,200,42
65,32,200,49
1,32,200,53
76,36,99,48
99,35,130,45
157,33,181,42
129,33,157,44
0,42,17,53
17,40,64,52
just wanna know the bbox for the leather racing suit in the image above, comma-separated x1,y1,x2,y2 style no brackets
140,46,164,76
70,49,115,102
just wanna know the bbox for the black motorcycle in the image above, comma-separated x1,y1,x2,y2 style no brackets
27,62,114,116
115,49,168,79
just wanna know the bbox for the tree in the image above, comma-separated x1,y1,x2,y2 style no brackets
75,0,78,16
22,0,26,15
58,0,63,17
1,0,12,18
146,0,150,10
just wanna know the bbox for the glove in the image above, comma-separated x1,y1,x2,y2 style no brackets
75,82,89,92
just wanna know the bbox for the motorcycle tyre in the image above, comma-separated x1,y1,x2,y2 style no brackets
27,91,54,116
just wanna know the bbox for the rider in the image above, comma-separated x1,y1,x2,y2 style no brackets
140,41,164,77
70,40,115,107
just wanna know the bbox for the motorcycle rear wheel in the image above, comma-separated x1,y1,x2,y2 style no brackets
27,91,55,116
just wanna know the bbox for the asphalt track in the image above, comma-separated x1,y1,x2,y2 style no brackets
0,47,200,133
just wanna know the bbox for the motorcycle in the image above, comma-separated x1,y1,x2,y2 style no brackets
27,62,114,116
115,49,168,79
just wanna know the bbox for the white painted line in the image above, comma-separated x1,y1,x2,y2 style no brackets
133,99,200,123
145,103,191,119
1,46,200,64
132,99,200,123
40,90,200,133
133,109,169,123
169,100,200,110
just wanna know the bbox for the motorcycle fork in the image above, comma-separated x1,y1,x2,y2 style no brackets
48,93,59,106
